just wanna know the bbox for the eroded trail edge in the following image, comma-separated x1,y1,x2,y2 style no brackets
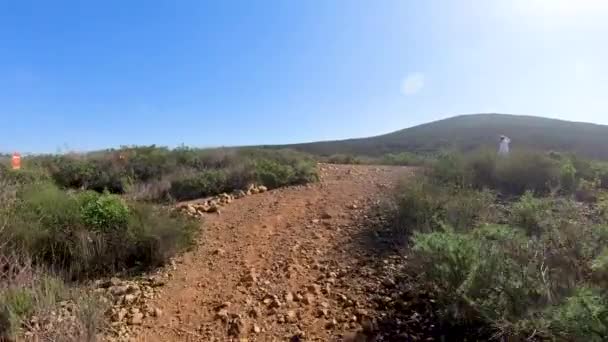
109,164,411,342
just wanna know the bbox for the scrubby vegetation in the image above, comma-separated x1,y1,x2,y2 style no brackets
279,114,608,160
24,146,317,201
0,146,318,339
322,151,429,166
391,149,608,340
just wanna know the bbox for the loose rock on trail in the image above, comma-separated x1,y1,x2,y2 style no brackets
108,164,412,342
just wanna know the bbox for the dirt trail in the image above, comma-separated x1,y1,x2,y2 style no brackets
127,164,410,341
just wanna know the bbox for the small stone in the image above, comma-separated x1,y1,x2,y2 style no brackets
308,284,322,295
252,323,261,334
325,318,338,329
321,212,332,219
129,312,144,325
242,269,258,284
285,292,294,304
109,285,130,296
302,293,314,305
258,185,268,192
355,308,368,317
152,308,162,317
213,248,226,255
123,294,137,304
215,308,229,322
286,310,297,323
112,308,128,322
311,219,320,224
249,306,261,318
228,317,244,337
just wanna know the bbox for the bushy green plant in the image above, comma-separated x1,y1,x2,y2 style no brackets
548,287,608,341
254,159,295,189
2,182,196,278
80,191,130,232
326,154,362,164
394,176,445,234
412,229,479,292
381,152,425,166
0,274,67,338
559,158,578,194
443,189,496,231
169,170,229,201
495,152,560,195
509,191,551,235
464,148,497,189
428,152,468,187
24,146,318,201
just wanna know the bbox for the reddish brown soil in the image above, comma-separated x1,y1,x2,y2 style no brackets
128,164,411,342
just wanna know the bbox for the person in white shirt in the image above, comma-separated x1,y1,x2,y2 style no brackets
498,135,511,156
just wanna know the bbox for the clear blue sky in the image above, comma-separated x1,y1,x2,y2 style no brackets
2,0,608,153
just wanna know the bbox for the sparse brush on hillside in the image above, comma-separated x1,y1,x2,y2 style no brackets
279,114,608,160
389,149,608,340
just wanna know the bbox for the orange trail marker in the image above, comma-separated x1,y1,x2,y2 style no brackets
11,152,21,170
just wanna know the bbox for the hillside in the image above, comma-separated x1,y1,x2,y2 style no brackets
275,114,608,159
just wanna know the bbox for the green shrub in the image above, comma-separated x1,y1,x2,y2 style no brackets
412,229,479,293
559,158,579,194
3,182,196,278
0,273,67,338
169,170,229,201
326,154,362,164
126,203,197,267
495,152,560,195
412,225,547,335
464,149,497,189
395,174,495,235
443,188,496,231
80,191,130,233
254,159,295,188
548,287,608,341
509,191,551,235
380,152,425,166
394,176,445,234
428,152,468,187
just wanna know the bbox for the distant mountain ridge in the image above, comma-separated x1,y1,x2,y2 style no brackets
275,114,608,160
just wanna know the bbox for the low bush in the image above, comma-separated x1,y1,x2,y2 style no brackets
494,151,560,195
548,287,608,341
509,191,552,235
169,170,229,201
380,152,426,166
2,182,197,278
394,174,496,235
0,252,107,341
391,150,608,340
28,146,318,202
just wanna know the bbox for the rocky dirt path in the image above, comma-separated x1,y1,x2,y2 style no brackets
120,164,411,342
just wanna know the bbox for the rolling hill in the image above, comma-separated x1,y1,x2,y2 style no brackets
272,114,608,160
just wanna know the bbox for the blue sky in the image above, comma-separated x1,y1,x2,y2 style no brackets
2,0,608,153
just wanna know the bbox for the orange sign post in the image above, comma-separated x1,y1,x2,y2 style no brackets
11,152,21,170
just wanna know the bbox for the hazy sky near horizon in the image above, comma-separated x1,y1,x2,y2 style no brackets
2,0,608,152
